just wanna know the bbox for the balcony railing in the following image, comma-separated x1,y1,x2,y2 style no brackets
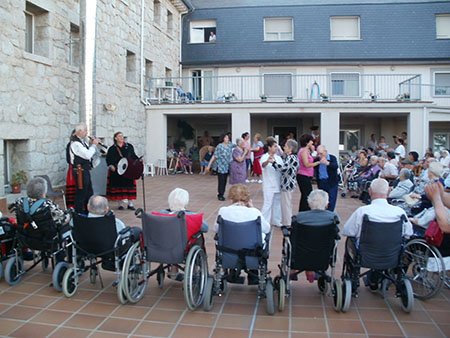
146,73,423,104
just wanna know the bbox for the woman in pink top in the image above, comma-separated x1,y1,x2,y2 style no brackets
297,134,321,211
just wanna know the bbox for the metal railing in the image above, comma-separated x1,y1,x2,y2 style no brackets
146,73,423,104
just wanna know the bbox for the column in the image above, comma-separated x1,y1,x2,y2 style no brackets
320,111,340,158
408,109,426,154
231,111,250,142
146,111,167,164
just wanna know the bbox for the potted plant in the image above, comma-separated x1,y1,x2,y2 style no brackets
320,93,329,102
260,94,267,102
10,170,27,193
286,95,293,103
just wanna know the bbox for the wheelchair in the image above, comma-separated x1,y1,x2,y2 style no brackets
203,216,275,315
62,212,143,304
341,215,414,313
276,214,341,312
125,210,208,310
402,224,447,299
5,198,71,291
0,216,16,280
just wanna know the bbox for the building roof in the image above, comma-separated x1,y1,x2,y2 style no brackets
182,1,450,66
190,0,446,9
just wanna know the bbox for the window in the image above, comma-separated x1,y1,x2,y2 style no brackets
434,72,450,96
264,17,293,41
126,50,136,83
331,73,360,97
24,1,50,57
189,20,216,43
263,73,292,97
167,10,173,34
433,132,449,152
436,14,450,39
165,67,172,79
153,0,161,25
330,16,360,40
340,129,360,151
145,59,153,92
69,23,80,67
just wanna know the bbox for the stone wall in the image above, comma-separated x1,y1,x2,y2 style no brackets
0,0,184,198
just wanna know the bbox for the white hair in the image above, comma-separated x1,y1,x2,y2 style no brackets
428,161,444,178
369,178,389,195
88,195,109,215
370,155,378,163
307,189,329,210
168,188,189,211
75,122,87,133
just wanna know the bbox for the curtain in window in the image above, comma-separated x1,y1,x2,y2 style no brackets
264,74,292,96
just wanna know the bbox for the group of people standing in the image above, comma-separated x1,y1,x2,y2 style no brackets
206,129,340,228
66,123,140,214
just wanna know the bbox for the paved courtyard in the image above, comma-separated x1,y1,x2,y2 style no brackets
1,174,449,338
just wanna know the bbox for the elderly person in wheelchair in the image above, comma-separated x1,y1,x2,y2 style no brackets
388,168,414,200
156,187,208,281
341,178,414,312
61,195,142,300
289,189,340,282
214,184,270,285
5,177,71,288
204,184,274,314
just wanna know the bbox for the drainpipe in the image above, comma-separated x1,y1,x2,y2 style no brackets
139,0,147,105
179,2,194,82
79,0,97,134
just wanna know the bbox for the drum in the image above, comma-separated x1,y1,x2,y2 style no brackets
117,157,143,180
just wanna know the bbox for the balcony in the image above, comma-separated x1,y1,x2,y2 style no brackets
146,73,423,104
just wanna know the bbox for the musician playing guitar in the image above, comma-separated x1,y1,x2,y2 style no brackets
106,131,140,210
69,123,100,214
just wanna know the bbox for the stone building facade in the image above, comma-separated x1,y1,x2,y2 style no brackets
0,0,188,204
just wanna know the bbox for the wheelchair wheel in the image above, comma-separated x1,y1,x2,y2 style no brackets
265,278,275,315
184,245,208,310
399,278,414,313
122,241,148,304
0,261,4,280
52,261,69,292
332,279,343,312
203,276,214,312
380,278,391,299
277,277,286,312
62,267,78,298
403,239,445,300
220,278,228,295
341,279,352,313
5,256,24,286
317,276,328,294
157,268,165,289
117,279,128,305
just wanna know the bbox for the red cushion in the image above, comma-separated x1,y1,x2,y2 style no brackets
151,211,203,240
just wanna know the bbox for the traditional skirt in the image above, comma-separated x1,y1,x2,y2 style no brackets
252,149,264,176
106,170,137,201
65,164,76,209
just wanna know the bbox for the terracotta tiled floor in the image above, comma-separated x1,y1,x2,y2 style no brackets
1,174,449,338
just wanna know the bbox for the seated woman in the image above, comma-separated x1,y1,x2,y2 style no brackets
214,184,270,284
158,188,208,280
178,147,193,174
389,168,414,200
290,189,340,282
214,184,270,241
12,177,70,227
